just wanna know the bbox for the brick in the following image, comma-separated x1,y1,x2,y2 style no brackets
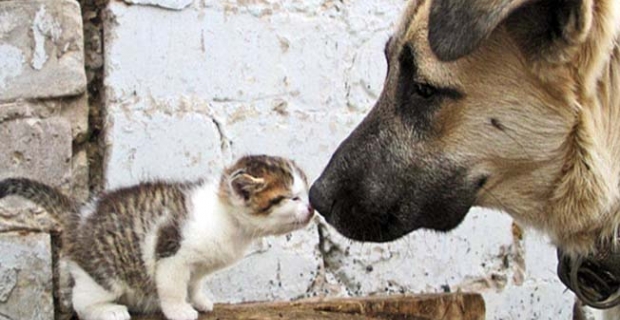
104,108,224,189
0,94,88,143
0,0,86,102
0,232,54,320
0,99,56,123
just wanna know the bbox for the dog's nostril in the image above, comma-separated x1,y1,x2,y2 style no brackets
476,176,488,189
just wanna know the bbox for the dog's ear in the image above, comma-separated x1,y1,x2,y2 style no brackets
428,0,593,62
428,0,531,61
505,0,593,63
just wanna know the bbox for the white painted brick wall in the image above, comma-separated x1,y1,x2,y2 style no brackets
102,1,594,318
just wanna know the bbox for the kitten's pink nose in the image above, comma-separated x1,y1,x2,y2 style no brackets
307,204,314,214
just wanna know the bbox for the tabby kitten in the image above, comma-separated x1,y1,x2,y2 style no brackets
0,155,314,320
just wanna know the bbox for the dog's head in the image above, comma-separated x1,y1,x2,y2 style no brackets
310,0,620,253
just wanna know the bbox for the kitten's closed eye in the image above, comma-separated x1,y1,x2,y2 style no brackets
258,195,304,213
269,196,286,206
259,196,287,213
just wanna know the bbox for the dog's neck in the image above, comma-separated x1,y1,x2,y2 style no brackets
547,14,620,256
595,41,620,248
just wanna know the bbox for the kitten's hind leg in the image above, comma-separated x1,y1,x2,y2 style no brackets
156,257,198,320
189,274,214,313
70,263,130,320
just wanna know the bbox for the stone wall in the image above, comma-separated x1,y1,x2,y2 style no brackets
0,0,88,319
0,0,606,319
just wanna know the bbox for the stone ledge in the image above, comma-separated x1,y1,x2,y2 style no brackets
0,0,86,102
134,293,485,320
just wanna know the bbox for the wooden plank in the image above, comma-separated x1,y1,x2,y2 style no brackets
133,293,485,320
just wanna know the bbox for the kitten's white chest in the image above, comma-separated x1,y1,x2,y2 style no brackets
181,184,253,270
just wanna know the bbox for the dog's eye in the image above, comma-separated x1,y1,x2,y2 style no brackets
414,82,436,99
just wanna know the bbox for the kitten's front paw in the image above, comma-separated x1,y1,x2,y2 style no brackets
100,306,131,320
82,304,130,320
161,303,198,320
191,294,214,313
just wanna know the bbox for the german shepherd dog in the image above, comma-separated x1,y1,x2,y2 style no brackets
310,0,620,316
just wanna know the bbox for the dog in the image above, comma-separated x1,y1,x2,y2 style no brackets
309,0,620,317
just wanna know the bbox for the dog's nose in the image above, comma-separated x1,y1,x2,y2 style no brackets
309,183,331,219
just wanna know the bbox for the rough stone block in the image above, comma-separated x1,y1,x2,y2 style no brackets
0,117,72,232
0,94,89,143
60,94,89,143
0,0,86,102
0,117,72,188
0,232,54,320
0,99,56,123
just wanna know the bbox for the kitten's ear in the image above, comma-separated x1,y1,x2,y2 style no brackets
229,170,266,200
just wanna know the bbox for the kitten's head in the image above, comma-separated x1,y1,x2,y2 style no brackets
219,155,314,236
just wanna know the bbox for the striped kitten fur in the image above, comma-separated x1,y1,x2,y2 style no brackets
0,155,314,320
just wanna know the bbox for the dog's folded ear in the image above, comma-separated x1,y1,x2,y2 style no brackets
428,0,530,61
428,0,593,62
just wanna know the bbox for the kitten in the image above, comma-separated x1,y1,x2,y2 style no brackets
0,155,314,320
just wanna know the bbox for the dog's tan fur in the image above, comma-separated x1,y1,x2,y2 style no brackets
393,0,620,256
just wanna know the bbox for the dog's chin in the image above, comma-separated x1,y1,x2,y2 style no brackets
329,221,416,243
319,197,472,243
319,202,414,243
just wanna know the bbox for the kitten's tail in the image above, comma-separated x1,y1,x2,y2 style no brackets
0,178,78,227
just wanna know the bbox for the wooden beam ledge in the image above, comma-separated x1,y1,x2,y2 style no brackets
133,293,485,320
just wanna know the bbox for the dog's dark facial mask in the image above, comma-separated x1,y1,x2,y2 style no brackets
309,132,477,242
309,36,478,242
